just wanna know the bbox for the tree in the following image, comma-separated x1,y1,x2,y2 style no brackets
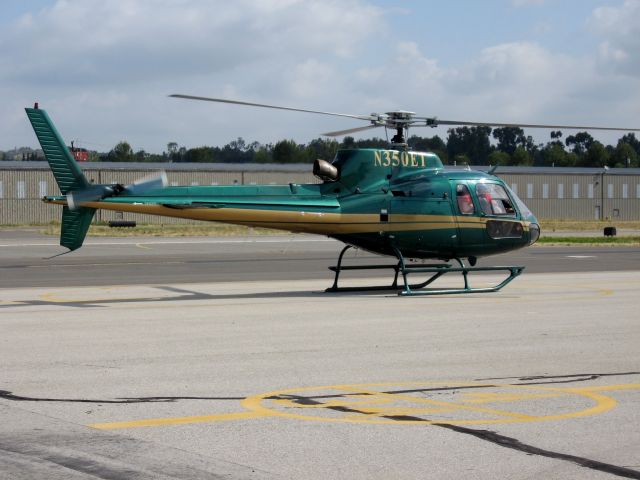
541,142,574,167
512,146,533,166
580,141,609,167
610,141,638,167
272,139,301,163
167,142,179,162
487,150,510,166
306,137,339,161
341,136,356,149
619,133,640,158
109,141,134,162
254,145,273,163
185,147,215,163
446,126,492,164
134,150,148,162
565,132,594,156
492,127,526,156
408,135,448,163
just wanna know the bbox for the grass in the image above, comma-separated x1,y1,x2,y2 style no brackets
539,220,640,232
38,222,283,237
537,236,640,246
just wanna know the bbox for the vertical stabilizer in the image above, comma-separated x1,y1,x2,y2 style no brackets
26,105,95,251
25,105,89,194
60,206,96,251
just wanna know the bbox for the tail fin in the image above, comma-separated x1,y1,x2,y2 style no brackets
60,206,96,251
25,105,89,194
26,104,95,251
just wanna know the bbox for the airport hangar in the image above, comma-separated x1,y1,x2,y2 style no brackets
1,160,640,225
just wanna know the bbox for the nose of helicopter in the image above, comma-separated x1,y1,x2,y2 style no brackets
528,222,540,245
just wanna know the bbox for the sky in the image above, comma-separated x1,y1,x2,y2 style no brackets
1,0,639,154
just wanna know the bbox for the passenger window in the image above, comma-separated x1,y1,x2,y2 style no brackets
456,184,475,215
475,183,515,216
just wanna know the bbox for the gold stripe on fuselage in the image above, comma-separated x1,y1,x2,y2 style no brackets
47,199,526,235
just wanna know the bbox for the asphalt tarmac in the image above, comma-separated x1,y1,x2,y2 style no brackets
1,229,640,288
1,230,639,479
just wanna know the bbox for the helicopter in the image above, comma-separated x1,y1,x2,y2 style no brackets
26,98,640,295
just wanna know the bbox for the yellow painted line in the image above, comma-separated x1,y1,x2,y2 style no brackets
272,395,392,409
88,381,640,429
241,381,625,425
337,386,537,421
89,410,266,430
353,406,462,415
135,243,152,250
461,392,564,404
564,383,640,393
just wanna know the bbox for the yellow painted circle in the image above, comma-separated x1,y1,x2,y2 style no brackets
241,381,617,425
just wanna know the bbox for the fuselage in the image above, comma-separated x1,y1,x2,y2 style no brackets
44,148,539,260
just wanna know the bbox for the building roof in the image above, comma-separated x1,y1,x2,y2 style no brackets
0,161,311,172
2,160,640,175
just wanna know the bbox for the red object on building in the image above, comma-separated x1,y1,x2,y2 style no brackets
69,146,89,162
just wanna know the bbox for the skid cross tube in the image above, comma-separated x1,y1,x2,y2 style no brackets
326,245,524,296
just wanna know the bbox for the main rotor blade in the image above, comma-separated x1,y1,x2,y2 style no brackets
322,124,380,137
417,118,640,131
170,94,376,121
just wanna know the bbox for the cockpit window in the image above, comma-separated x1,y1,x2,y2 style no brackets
456,184,475,215
475,183,515,216
505,185,533,218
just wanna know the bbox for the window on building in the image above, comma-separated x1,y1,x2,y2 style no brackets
527,183,533,199
17,181,26,199
38,181,47,198
542,184,549,199
573,183,579,199
622,184,628,199
608,184,614,199
557,183,564,199
588,183,594,199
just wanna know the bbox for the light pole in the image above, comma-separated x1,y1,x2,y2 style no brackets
601,166,609,221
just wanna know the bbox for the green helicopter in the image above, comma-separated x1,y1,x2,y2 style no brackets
27,97,637,295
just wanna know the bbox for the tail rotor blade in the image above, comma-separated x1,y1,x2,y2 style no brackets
66,172,166,210
123,171,168,195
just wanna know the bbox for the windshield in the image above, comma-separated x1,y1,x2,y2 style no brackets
475,183,516,216
504,185,533,218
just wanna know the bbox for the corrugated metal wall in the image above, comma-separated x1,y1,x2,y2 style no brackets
499,173,640,220
1,165,639,224
0,166,318,225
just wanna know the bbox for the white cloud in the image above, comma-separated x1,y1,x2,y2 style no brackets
344,39,637,146
590,0,640,75
1,0,639,153
0,0,383,151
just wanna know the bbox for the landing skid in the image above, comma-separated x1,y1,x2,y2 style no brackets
326,245,524,296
